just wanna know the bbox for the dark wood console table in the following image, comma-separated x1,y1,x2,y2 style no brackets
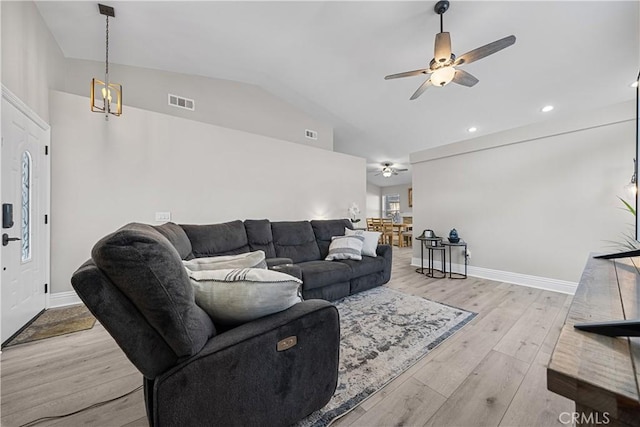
547,254,640,426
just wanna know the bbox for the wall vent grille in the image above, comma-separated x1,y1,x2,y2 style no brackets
305,129,318,140
168,94,195,111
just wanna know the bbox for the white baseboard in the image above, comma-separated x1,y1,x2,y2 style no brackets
411,257,577,295
49,291,82,308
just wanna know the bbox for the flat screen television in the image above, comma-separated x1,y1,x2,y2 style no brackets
574,70,640,337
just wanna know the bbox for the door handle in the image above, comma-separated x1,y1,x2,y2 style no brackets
2,233,21,246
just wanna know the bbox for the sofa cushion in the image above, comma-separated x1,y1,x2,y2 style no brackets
325,235,364,261
336,255,387,278
181,220,250,257
296,260,352,291
271,221,321,263
91,223,215,358
344,228,380,258
302,281,350,301
311,219,354,259
186,268,303,325
154,222,194,260
244,219,277,258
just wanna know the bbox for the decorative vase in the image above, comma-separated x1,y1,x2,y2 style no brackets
448,228,460,243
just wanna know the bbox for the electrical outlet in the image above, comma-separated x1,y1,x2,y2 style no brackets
465,249,471,259
155,212,171,222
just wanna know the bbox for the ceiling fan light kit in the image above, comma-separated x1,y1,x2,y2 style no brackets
385,0,516,100
370,162,409,178
431,66,456,87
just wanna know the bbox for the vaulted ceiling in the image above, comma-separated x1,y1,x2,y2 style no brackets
36,1,639,186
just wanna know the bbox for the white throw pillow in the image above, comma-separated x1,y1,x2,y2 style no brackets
325,235,365,261
345,228,380,257
186,267,302,325
182,250,267,271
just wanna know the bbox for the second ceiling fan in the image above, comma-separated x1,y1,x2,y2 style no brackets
385,0,516,100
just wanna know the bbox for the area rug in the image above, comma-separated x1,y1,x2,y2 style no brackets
4,304,96,347
296,286,476,427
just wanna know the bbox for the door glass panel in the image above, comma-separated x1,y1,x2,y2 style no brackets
21,151,31,262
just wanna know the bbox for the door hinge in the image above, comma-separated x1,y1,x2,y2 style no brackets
44,214,48,224
45,145,49,155
44,283,48,294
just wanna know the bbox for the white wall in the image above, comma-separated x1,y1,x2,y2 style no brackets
49,91,365,294
366,182,381,218
381,184,413,218
410,100,635,287
1,1,65,123
62,59,334,151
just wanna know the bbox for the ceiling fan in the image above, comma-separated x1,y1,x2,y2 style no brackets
369,162,409,178
385,0,516,100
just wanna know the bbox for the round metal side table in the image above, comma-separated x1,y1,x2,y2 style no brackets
415,236,444,275
441,240,468,279
426,242,446,278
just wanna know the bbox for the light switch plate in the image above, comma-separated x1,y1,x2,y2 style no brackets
155,211,171,222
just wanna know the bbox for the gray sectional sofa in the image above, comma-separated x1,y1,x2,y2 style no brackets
71,218,392,426
176,218,392,300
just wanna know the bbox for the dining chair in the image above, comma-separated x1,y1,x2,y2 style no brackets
381,219,397,246
401,217,413,247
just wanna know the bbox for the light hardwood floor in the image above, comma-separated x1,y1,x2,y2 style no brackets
1,247,573,426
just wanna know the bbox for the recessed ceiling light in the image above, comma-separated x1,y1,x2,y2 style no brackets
632,81,639,88
467,127,477,133
541,105,554,113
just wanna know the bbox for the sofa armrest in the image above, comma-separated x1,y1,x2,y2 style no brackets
376,244,393,283
266,257,294,267
269,263,302,281
151,300,339,427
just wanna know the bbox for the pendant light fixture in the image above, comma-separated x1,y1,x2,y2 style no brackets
90,4,122,119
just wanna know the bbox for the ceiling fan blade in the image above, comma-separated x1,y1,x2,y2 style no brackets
452,69,479,87
434,32,452,64
396,168,409,172
384,69,429,80
454,35,516,66
410,78,433,100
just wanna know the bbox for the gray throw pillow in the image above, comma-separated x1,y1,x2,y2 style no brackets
182,250,267,271
186,268,303,325
345,228,380,257
325,235,365,261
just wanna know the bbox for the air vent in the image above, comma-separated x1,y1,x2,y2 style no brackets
305,129,318,140
168,94,195,111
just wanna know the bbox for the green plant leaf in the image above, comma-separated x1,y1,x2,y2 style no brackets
618,196,636,216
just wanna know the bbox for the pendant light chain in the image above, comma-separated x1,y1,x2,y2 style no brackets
105,15,109,76
104,14,110,117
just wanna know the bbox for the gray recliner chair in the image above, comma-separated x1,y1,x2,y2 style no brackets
71,222,340,427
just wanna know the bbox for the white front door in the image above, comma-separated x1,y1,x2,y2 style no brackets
1,95,50,344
